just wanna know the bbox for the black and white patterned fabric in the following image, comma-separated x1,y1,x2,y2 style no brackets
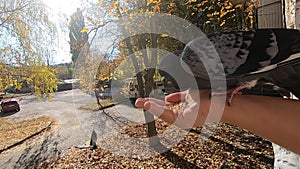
182,29,300,79
273,143,300,169
177,29,300,96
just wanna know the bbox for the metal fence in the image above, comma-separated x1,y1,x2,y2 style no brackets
257,0,284,28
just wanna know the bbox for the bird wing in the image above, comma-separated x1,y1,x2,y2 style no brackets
159,51,211,90
181,29,300,81
265,58,300,98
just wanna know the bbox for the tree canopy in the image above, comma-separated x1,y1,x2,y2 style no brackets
75,0,258,86
69,8,89,64
0,0,58,99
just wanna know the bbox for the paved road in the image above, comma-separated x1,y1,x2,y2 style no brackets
0,89,144,168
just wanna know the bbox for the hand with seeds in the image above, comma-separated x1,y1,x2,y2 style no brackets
135,90,212,129
136,89,300,154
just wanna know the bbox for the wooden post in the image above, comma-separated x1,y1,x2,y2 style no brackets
296,0,300,29
282,0,296,28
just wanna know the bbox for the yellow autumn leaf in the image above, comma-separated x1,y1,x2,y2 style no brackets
80,27,89,33
209,17,215,21
220,11,228,18
213,11,219,16
147,0,153,6
169,2,176,7
207,13,213,17
113,1,119,8
161,34,169,38
225,5,232,9
220,20,226,27
235,4,243,8
86,17,93,23
153,5,160,12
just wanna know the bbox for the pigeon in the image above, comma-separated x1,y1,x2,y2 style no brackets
159,29,300,104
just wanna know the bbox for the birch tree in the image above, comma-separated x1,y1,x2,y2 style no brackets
0,0,58,99
282,0,297,28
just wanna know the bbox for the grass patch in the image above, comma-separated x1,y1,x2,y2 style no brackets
0,116,54,151
2,93,31,99
79,100,116,111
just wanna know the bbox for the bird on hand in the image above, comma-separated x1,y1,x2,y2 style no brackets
159,29,300,105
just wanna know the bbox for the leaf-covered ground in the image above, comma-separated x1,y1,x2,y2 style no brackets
0,116,54,151
38,120,274,168
79,100,116,111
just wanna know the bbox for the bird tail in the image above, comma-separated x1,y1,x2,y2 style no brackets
291,38,300,55
282,29,300,55
269,29,300,63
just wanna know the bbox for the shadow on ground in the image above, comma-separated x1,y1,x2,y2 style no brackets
0,110,20,117
1,132,61,169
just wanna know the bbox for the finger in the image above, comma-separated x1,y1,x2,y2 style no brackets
135,98,165,108
147,101,196,129
138,98,198,129
135,98,146,108
145,98,166,105
165,91,187,103
143,100,178,124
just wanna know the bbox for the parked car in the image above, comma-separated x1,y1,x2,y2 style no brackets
0,99,20,113
121,78,166,106
97,88,112,99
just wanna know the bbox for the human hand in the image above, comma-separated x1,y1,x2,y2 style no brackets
135,90,213,129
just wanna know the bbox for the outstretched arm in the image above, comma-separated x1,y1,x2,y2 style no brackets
135,90,300,154
222,93,300,155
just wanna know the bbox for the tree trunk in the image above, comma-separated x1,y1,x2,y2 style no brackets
116,7,160,147
282,0,296,28
296,0,300,29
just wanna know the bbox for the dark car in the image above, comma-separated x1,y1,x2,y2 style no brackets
97,88,112,99
0,99,20,113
